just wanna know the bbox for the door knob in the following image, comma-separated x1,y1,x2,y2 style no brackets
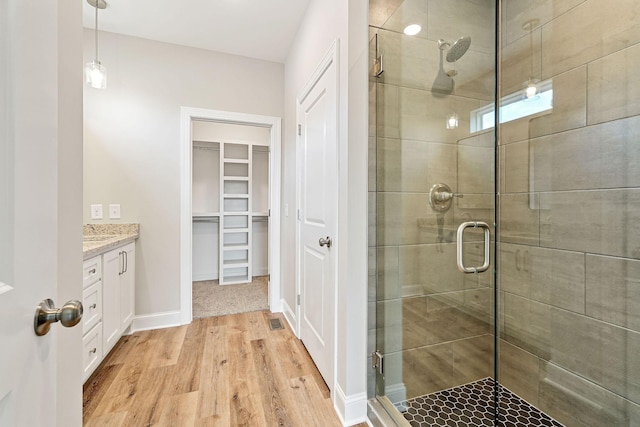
34,299,83,336
319,236,332,248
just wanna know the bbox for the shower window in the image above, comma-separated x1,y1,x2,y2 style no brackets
471,79,554,132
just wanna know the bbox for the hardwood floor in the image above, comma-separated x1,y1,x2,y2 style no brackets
83,311,366,426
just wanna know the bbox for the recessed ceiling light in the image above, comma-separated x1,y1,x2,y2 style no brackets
403,24,422,36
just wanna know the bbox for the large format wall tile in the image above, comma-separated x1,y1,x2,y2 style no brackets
502,293,551,359
500,244,585,313
369,191,377,246
529,66,587,138
499,194,540,245
588,42,640,125
377,83,400,139
400,87,486,143
399,243,466,295
458,144,494,196
531,115,640,192
586,254,640,332
500,115,534,145
377,29,439,93
377,192,455,246
539,189,640,259
426,290,491,345
377,299,403,353
502,0,587,46
369,137,376,192
403,296,429,350
502,141,529,194
539,361,640,427
376,0,428,37
427,0,495,55
499,340,540,406
368,247,377,302
377,138,457,193
369,0,405,28
541,0,640,79
549,308,640,404
453,334,493,386
403,343,454,399
377,246,400,300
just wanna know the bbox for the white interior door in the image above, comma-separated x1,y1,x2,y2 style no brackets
0,0,83,425
297,45,338,390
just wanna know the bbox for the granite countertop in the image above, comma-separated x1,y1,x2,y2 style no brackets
83,223,140,260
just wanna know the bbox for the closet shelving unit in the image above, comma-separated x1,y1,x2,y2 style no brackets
219,142,252,285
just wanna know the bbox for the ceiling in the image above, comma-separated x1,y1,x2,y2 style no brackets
82,0,312,63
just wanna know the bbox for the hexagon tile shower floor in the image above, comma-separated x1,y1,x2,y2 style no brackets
401,378,564,427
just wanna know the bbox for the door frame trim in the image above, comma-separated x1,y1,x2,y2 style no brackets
295,39,340,390
179,107,282,324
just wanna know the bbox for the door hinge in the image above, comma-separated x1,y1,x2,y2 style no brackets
297,209,302,221
298,124,302,136
372,350,384,375
297,294,301,305
268,209,271,217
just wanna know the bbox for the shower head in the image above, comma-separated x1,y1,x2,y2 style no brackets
445,36,471,62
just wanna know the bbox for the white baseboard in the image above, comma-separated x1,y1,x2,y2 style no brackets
334,384,368,426
192,272,218,281
282,298,296,333
193,270,268,282
253,267,269,277
131,310,183,332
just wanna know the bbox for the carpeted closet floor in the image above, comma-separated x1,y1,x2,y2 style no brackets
192,276,268,318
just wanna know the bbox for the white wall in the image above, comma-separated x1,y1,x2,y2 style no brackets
283,0,369,423
83,30,284,317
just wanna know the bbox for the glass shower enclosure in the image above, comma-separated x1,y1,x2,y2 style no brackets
369,0,640,426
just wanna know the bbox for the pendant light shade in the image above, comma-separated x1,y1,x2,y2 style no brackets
86,0,107,89
522,19,540,101
86,60,107,89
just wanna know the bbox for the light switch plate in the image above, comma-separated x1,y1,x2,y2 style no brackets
90,204,103,220
109,204,121,219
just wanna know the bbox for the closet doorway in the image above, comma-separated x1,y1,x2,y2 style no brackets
179,108,281,324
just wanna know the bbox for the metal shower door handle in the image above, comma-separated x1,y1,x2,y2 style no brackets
456,221,490,273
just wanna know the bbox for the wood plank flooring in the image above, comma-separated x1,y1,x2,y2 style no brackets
84,311,366,426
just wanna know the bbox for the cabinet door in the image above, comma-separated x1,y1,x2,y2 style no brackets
102,247,122,355
120,242,135,331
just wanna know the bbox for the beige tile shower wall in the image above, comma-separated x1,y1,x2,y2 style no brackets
500,0,640,423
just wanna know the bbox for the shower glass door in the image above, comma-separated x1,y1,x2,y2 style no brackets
370,0,497,424
371,1,640,426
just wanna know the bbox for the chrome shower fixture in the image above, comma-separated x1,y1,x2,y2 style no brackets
438,36,472,62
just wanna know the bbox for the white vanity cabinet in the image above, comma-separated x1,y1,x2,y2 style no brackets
82,256,103,382
82,240,136,382
102,242,135,356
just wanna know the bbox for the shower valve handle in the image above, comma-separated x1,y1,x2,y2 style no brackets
434,191,463,202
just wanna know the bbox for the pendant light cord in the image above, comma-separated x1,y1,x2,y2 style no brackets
529,26,533,80
94,1,99,62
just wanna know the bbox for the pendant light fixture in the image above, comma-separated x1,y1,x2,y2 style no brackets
522,19,540,101
85,0,107,89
